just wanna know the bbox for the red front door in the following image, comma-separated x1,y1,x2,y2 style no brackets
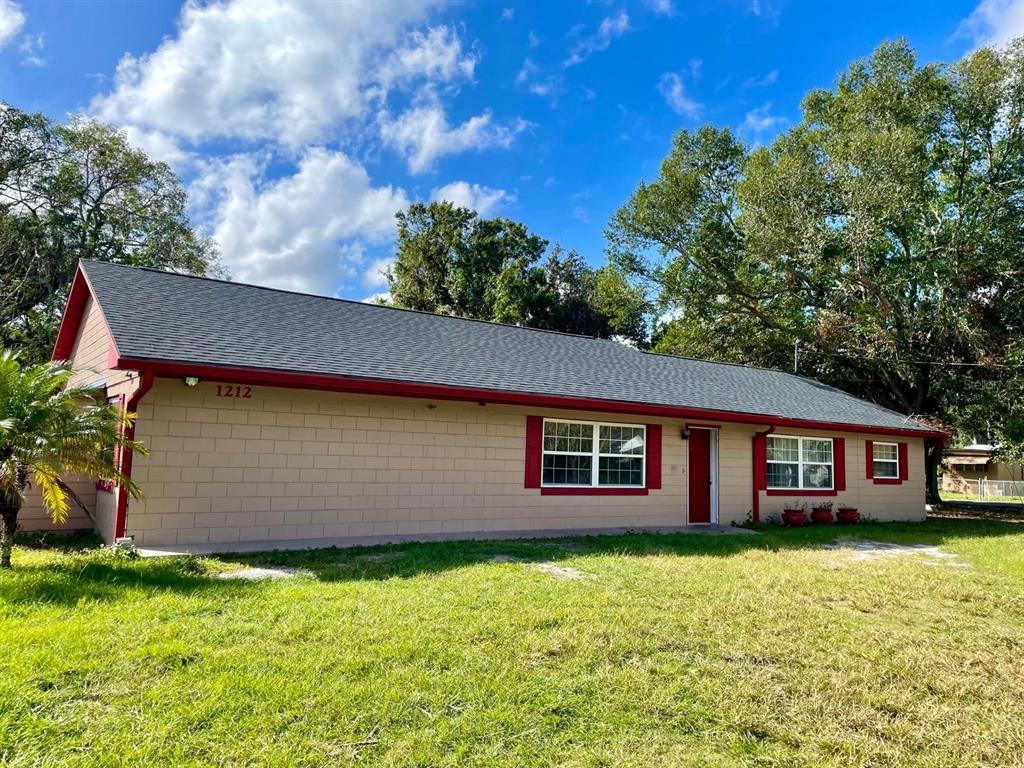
688,429,712,524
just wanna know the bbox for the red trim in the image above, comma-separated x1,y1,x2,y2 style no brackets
540,487,648,496
766,489,838,497
113,370,154,540
751,426,774,523
686,423,722,430
51,264,121,364
646,424,662,490
867,439,908,485
834,437,846,492
524,415,542,488
113,357,944,439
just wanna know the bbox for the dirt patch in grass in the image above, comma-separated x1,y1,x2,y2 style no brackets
824,537,970,567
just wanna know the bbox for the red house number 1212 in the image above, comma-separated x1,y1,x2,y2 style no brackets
215,384,252,399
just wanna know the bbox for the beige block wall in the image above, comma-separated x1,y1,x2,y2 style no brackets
755,426,926,522
20,296,141,536
121,379,926,547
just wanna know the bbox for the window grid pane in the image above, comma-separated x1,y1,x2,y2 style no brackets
598,456,643,486
542,454,593,485
767,436,834,490
873,460,898,478
542,420,645,488
873,443,898,462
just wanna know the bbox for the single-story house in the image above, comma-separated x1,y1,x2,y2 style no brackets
26,260,944,549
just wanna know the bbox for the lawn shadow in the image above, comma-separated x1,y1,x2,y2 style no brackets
4,518,1020,604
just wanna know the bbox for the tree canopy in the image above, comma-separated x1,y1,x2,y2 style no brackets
0,105,221,363
387,201,648,345
608,38,1024,488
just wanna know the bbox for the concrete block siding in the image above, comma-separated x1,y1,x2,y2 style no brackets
121,379,924,548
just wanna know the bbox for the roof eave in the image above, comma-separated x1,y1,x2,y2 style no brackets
113,356,946,439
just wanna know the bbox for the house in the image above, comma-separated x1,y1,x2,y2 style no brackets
941,443,1024,496
27,260,944,549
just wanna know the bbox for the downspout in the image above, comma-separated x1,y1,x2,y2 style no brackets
114,370,154,541
752,426,776,524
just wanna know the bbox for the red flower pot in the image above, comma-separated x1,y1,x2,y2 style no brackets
782,509,808,527
810,508,834,525
836,508,860,524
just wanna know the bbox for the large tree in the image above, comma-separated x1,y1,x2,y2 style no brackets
0,105,221,363
389,201,648,345
608,39,1024,499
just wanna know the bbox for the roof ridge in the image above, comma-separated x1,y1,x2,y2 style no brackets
79,259,623,344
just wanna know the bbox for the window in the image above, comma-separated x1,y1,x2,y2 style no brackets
872,442,899,479
767,435,833,490
542,419,645,488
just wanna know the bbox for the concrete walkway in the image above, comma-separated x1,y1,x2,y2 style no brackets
138,524,756,557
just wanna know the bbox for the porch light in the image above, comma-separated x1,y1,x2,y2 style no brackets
184,376,200,387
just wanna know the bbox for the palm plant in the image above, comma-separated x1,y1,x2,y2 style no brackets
0,350,145,568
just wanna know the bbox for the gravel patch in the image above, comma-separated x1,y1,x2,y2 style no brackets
824,538,970,567
217,566,303,581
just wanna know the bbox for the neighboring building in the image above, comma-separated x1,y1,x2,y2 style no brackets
941,444,1024,494
28,261,944,550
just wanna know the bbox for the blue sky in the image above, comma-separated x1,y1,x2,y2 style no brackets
1,0,1021,299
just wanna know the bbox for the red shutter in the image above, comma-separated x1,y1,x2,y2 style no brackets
525,416,542,488
865,440,874,479
898,442,909,481
753,432,768,490
834,437,846,491
646,424,662,490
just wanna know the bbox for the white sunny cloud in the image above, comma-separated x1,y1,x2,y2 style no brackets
192,148,408,293
18,31,43,66
565,12,629,67
0,0,24,47
646,0,675,16
956,0,1024,48
430,181,513,216
362,257,394,289
742,102,785,134
657,72,702,118
380,106,529,174
743,69,778,88
89,0,471,151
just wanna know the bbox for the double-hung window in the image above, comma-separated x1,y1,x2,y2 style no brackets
542,419,645,488
872,442,899,479
766,435,834,490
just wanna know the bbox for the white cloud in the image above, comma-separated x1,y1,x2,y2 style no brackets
501,7,515,20
743,69,778,88
956,0,1024,48
362,258,394,289
515,58,562,99
565,12,629,67
528,30,540,47
646,0,675,16
0,0,24,47
657,72,702,118
430,181,512,216
17,30,43,66
192,148,408,293
572,205,589,223
89,1,468,150
742,102,785,134
380,106,529,174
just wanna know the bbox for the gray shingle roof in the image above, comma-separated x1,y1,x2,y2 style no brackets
80,260,937,433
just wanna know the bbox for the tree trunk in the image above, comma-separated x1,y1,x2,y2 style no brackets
925,439,943,505
0,498,19,570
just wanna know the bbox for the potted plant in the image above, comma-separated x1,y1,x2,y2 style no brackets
782,504,808,527
836,506,860,524
810,502,834,525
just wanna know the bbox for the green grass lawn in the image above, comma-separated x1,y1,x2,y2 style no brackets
3,520,1024,767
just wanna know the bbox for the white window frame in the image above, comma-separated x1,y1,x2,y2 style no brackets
766,435,835,491
872,441,899,479
541,418,646,488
